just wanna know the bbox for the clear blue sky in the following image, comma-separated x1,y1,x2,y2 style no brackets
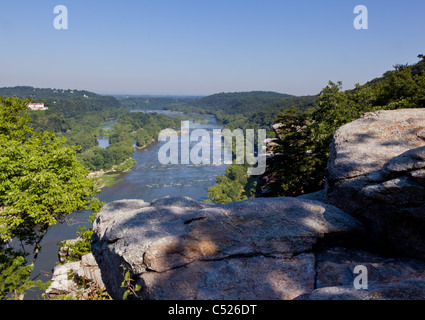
1,0,424,96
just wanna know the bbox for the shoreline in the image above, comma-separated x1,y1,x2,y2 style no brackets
89,138,158,189
90,120,190,189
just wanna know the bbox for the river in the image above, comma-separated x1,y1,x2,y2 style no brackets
25,112,230,299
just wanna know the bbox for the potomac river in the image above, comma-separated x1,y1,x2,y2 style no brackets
26,112,230,299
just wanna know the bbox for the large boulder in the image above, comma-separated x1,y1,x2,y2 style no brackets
325,109,425,259
91,196,363,300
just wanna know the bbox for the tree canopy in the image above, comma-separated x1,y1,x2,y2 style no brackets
0,96,102,299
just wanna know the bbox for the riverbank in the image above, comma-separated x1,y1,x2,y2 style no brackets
90,138,159,188
89,158,137,189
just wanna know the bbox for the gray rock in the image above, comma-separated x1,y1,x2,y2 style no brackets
297,190,326,202
91,196,363,300
295,247,425,300
307,280,425,300
45,253,106,300
326,109,425,183
315,247,425,288
272,123,285,141
142,253,316,300
325,109,425,258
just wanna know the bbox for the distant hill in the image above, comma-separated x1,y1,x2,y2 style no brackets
181,91,316,132
190,91,293,115
0,86,120,118
115,91,301,131
0,86,315,132
247,95,317,129
116,91,292,116
116,95,201,110
0,86,98,100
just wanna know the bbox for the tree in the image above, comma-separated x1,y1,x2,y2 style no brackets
268,55,425,197
0,97,103,299
208,175,246,204
207,164,252,204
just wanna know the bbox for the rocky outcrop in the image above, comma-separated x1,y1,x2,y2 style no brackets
91,197,363,300
45,253,107,300
325,109,425,259
87,108,425,300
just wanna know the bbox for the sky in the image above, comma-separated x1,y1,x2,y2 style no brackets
0,0,424,96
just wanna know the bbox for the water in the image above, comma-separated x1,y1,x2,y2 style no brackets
97,136,110,149
25,113,230,299
96,121,116,149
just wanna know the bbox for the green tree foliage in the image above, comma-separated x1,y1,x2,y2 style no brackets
0,87,121,119
78,112,181,172
191,91,292,116
246,95,317,133
208,164,256,204
1,86,129,161
0,97,102,299
156,91,303,132
199,93,315,204
0,248,46,300
58,214,97,264
269,55,425,197
117,95,199,110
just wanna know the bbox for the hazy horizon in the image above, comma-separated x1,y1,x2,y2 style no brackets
0,85,301,98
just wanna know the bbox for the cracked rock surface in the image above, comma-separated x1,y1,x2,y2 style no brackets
91,196,363,300
325,109,425,259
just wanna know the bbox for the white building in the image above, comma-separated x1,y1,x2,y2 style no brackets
27,103,48,111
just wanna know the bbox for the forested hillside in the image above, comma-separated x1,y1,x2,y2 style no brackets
245,95,317,132
262,54,425,198
171,91,299,131
77,112,181,172
7,54,424,207
190,91,292,114
0,87,181,174
116,95,200,110
207,55,425,204
118,91,309,133
0,86,120,118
